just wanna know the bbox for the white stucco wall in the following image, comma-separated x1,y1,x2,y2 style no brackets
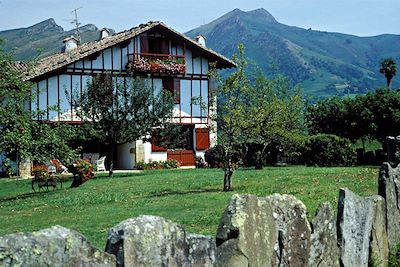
143,142,167,163
117,142,136,169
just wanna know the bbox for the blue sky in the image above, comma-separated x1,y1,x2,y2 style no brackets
0,0,399,36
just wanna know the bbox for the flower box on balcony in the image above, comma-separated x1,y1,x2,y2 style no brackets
127,54,186,75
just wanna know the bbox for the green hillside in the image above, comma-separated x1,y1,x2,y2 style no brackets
186,8,400,98
0,18,113,61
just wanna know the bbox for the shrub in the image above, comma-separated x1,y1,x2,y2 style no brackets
1,158,16,177
161,159,181,169
135,159,181,170
303,134,356,167
74,159,94,183
389,242,400,267
195,156,207,168
70,159,94,188
135,161,145,170
204,146,224,168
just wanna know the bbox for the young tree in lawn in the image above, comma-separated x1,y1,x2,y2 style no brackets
248,74,305,169
209,44,253,191
74,73,174,177
380,58,397,88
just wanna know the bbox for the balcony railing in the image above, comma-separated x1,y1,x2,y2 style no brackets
127,53,186,75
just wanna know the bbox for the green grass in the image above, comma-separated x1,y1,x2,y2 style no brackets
353,139,383,152
0,166,378,249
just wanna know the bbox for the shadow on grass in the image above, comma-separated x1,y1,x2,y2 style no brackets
0,189,60,203
92,172,148,180
145,188,222,198
0,172,161,203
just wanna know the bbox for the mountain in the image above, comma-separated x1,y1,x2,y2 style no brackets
0,18,114,61
186,8,400,97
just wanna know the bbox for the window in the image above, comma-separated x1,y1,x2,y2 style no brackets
162,78,180,104
140,35,169,54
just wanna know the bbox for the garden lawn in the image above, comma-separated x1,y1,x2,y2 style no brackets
0,166,378,249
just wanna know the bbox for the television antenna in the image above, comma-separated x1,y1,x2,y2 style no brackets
70,7,83,43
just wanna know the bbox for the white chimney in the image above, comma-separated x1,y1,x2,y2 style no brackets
194,35,206,47
99,28,110,40
62,36,79,52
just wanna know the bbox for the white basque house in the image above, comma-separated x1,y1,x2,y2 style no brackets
21,21,235,168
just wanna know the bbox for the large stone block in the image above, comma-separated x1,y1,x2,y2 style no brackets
267,194,311,267
216,194,311,267
216,194,276,267
379,162,400,248
187,234,216,267
369,195,389,267
105,215,215,267
0,225,116,267
308,202,340,267
337,188,388,267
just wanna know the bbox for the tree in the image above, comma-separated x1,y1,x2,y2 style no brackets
74,73,174,177
209,44,305,190
306,88,400,148
380,58,397,88
364,88,400,141
0,46,34,173
0,45,78,175
248,74,305,169
210,44,253,191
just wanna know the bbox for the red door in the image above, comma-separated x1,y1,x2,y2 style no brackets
167,150,195,166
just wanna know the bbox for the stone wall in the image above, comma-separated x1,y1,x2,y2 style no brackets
1,162,400,266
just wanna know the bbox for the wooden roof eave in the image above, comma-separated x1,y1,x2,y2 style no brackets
152,23,236,69
24,21,236,81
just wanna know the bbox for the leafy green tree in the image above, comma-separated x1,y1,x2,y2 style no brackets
307,88,400,148
380,58,397,88
247,74,305,169
0,46,33,173
307,97,348,138
210,44,305,190
73,73,175,177
0,45,78,175
364,88,400,141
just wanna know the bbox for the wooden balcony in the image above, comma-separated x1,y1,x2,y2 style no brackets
127,53,186,75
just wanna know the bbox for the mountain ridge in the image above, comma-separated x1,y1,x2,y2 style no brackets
0,18,113,61
186,8,400,97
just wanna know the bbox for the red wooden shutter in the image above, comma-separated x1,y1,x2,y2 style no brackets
140,36,149,53
173,79,180,104
195,128,210,150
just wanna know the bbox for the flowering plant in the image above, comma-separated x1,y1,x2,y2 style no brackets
127,56,186,75
74,159,94,182
32,164,49,182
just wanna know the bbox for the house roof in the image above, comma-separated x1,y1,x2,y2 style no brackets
17,21,235,81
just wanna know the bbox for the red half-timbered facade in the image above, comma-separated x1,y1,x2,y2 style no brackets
21,21,235,168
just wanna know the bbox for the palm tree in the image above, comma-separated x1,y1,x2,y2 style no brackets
380,58,397,88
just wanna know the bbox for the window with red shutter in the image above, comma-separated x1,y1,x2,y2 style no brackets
195,128,210,150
